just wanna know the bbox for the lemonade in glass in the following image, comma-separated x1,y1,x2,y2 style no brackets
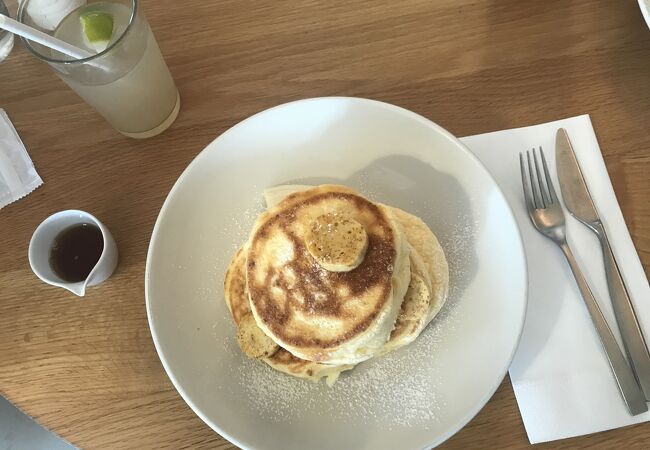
18,0,180,138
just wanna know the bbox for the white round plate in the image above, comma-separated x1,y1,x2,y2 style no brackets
146,97,527,450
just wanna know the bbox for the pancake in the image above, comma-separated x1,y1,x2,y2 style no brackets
247,185,411,365
263,185,449,347
380,245,432,354
389,207,449,323
263,185,314,209
224,246,354,385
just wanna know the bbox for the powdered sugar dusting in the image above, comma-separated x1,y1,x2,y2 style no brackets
215,181,477,430
222,205,261,252
226,293,463,429
439,213,479,299
219,205,475,430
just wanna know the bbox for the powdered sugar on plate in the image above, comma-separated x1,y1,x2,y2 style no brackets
228,316,457,429
224,217,472,430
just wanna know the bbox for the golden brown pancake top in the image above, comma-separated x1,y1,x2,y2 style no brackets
247,186,398,350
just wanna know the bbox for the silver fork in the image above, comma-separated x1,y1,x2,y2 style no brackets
519,148,648,415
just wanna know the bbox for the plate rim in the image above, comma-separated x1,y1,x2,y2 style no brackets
639,0,650,29
145,96,529,450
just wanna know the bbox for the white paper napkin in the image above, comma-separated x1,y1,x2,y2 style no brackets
459,115,650,444
0,109,43,209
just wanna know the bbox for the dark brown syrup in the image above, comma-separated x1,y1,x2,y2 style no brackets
49,223,104,282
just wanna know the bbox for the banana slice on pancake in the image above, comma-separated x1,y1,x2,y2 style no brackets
305,213,368,272
236,313,280,359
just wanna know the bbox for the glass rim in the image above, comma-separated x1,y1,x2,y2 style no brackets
0,2,8,38
17,0,138,65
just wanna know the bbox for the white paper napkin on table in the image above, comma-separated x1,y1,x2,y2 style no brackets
458,115,650,444
0,109,42,209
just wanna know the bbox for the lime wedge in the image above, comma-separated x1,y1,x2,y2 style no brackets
80,11,114,53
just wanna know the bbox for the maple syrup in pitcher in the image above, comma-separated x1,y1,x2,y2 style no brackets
49,223,104,282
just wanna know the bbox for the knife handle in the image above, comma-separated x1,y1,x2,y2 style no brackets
593,220,650,400
559,242,647,415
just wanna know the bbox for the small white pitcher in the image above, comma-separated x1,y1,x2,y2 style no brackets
28,210,118,296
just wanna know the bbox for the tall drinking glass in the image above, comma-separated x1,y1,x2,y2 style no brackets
17,0,180,138
0,1,15,62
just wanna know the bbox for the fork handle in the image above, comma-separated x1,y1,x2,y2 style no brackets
593,221,650,400
560,242,647,415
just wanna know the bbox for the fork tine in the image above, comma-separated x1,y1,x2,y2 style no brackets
539,147,558,204
519,152,536,212
526,151,542,209
532,148,549,208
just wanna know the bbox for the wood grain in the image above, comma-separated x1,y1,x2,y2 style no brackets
1,0,649,448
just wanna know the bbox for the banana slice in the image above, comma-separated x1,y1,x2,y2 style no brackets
399,273,430,321
305,213,368,272
236,313,279,359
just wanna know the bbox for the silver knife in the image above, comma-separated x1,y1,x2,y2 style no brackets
556,127,650,400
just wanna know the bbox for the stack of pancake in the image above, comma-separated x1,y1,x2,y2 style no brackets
224,185,449,385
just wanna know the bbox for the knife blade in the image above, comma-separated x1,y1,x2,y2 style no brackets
556,127,650,400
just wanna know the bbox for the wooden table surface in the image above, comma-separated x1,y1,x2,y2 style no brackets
1,0,649,448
